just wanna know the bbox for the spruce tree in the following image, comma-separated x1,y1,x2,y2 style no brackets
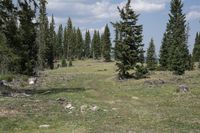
46,15,55,69
114,28,120,60
66,18,73,60
0,0,20,72
146,38,157,70
56,24,63,59
96,31,101,59
63,26,68,58
72,27,77,59
100,33,104,58
84,30,91,58
76,28,84,59
112,0,144,79
18,1,38,76
169,0,189,75
103,24,112,62
0,32,16,74
192,32,200,62
92,30,101,59
159,31,170,70
38,0,48,70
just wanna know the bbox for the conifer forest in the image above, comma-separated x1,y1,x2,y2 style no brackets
0,0,200,132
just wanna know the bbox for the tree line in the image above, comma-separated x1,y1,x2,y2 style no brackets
0,0,200,79
0,0,112,76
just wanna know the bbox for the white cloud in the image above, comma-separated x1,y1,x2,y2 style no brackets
186,11,200,20
46,0,169,32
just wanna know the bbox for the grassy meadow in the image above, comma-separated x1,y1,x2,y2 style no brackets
0,60,200,133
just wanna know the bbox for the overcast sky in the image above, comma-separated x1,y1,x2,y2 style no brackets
46,0,200,54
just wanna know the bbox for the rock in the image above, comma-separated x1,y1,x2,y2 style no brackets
56,98,66,104
90,105,99,112
39,125,50,128
132,96,139,100
80,105,88,113
64,103,74,110
177,84,189,93
28,77,37,85
0,80,3,86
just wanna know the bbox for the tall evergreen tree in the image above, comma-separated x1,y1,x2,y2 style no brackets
84,30,91,58
0,0,20,72
103,24,112,62
18,1,38,75
38,0,48,70
114,28,120,60
112,0,144,79
63,26,68,58
192,32,200,62
56,24,63,59
92,30,101,59
159,31,170,70
100,33,104,58
146,38,157,70
0,32,16,74
46,15,55,69
76,28,84,59
66,18,73,60
72,27,77,59
169,0,189,75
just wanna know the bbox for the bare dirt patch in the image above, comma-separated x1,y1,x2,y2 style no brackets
0,107,19,117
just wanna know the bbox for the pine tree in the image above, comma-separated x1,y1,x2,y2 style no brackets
72,27,77,59
56,24,63,59
103,24,112,62
114,28,120,60
192,32,200,62
66,18,73,60
146,38,157,70
0,32,16,74
168,0,189,75
63,26,68,58
18,1,38,76
46,15,55,69
92,30,101,59
0,0,20,72
96,31,101,59
112,0,144,79
100,33,104,58
159,31,170,70
76,28,84,59
38,0,48,70
84,30,91,58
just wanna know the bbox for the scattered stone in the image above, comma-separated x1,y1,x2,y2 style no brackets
56,98,66,104
64,103,74,110
80,105,88,113
90,105,99,112
39,125,50,128
28,77,37,85
132,96,139,100
177,84,189,93
112,108,118,111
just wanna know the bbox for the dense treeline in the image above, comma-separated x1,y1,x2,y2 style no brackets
0,0,199,79
0,0,112,76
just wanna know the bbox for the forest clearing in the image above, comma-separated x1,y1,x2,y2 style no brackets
0,60,200,132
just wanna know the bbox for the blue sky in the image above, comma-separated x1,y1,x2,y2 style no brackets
46,0,200,55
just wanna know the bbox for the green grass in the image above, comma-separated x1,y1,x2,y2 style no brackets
0,60,200,133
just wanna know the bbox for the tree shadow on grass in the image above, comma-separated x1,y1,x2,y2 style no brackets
24,87,86,95
0,85,86,96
